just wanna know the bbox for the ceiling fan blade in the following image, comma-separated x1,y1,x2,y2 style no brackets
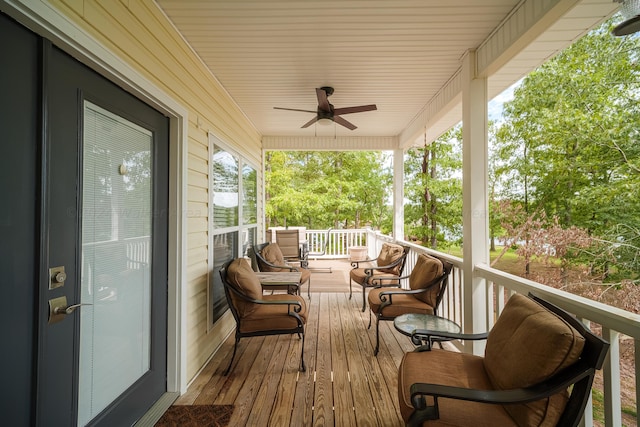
274,107,317,113
301,116,320,128
333,104,377,115
316,88,331,112
333,115,357,130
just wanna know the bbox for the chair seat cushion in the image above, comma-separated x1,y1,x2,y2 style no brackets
368,288,434,317
238,294,307,334
398,350,517,426
484,293,585,426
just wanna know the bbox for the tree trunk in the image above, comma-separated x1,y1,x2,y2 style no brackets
429,147,437,249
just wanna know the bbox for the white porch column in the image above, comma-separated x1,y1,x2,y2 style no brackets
461,50,489,355
393,148,404,240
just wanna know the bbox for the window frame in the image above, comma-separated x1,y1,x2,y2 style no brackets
208,133,258,330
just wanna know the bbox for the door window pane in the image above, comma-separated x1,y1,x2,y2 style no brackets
78,102,152,425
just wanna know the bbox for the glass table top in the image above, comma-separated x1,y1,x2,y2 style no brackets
393,313,461,337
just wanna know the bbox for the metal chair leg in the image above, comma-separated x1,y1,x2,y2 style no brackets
300,332,306,372
374,317,380,356
224,337,240,376
362,287,367,312
349,278,353,299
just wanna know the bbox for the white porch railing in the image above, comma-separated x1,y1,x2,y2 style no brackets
357,229,638,427
305,228,368,258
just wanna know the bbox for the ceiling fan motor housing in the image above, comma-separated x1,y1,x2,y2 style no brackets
320,86,334,97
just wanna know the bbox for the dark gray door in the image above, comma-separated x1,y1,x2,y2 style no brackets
37,43,169,426
0,12,39,426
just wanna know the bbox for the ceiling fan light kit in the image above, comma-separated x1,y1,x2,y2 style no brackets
612,0,640,36
274,86,377,130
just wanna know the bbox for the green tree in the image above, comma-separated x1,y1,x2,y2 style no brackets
494,18,640,279
405,127,462,248
265,151,392,231
497,21,640,235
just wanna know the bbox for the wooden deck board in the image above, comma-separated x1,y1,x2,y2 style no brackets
330,293,357,427
178,261,417,426
313,293,335,426
292,292,320,425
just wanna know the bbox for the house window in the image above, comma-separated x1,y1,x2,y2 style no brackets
209,135,258,327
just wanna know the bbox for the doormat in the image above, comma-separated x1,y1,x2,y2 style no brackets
155,405,234,427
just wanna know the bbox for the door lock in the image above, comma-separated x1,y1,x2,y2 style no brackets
49,266,67,290
48,296,92,324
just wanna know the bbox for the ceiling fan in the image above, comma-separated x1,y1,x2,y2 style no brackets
274,86,377,130
612,0,640,36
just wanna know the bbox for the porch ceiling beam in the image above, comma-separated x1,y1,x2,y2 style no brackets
262,135,399,151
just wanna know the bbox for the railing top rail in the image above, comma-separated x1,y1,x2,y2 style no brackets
475,262,640,338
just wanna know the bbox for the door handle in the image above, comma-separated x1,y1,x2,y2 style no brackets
53,303,92,315
48,296,92,324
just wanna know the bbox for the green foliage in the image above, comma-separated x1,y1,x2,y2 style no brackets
404,126,463,248
494,18,640,276
265,151,392,230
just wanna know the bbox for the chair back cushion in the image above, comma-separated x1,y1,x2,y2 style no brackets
376,243,405,275
484,293,585,426
260,243,288,272
226,258,263,317
275,229,301,258
409,253,444,306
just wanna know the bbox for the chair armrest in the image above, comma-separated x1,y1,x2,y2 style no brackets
227,284,304,313
261,283,301,291
351,259,374,268
364,265,395,275
378,272,447,302
367,254,405,272
259,257,298,272
410,329,489,346
408,361,593,425
253,297,304,313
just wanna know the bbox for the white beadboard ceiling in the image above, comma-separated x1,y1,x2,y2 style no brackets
157,0,619,148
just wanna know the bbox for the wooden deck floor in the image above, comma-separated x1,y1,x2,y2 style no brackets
175,260,417,426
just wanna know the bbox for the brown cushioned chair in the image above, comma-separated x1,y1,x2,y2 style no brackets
349,242,410,311
398,293,609,427
219,258,307,375
367,253,452,355
255,242,312,298
275,228,309,268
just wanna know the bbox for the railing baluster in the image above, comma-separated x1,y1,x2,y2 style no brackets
579,319,593,427
602,328,622,427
